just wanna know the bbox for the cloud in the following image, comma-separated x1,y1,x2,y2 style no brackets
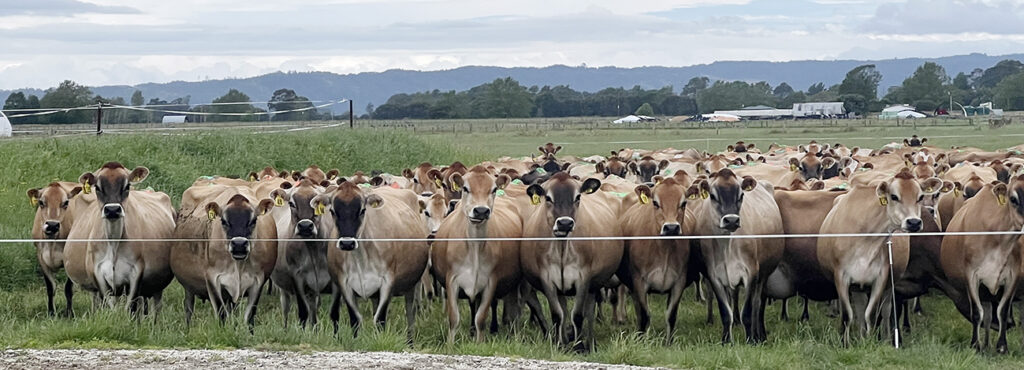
862,0,1024,35
6,0,139,15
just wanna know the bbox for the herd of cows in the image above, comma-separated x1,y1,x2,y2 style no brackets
24,135,1024,353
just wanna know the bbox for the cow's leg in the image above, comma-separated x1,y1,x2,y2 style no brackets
293,279,311,329
900,299,912,334
800,297,810,322
243,280,265,333
404,292,417,345
834,274,855,347
570,281,592,352
206,280,226,324
967,274,984,350
540,282,564,344
126,266,144,319
42,269,56,317
664,281,685,345
864,271,891,339
521,284,549,336
913,297,924,315
183,291,196,328
473,280,498,342
329,283,342,335
341,286,362,338
151,291,163,323
707,276,734,344
445,276,460,344
780,298,789,322
63,279,75,318
279,291,292,329
695,275,706,302
996,280,1016,354
614,285,628,325
489,299,499,334
750,275,767,344
373,283,393,329
630,280,651,335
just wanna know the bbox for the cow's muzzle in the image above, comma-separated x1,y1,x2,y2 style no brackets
337,237,358,251
103,204,124,220
661,223,681,236
43,221,60,238
553,217,575,237
904,218,923,233
469,206,491,224
720,214,740,232
229,237,250,260
296,219,316,238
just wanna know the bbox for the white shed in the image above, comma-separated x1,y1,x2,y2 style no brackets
792,102,845,118
0,111,11,138
161,115,187,124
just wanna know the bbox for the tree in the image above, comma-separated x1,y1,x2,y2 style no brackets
130,90,144,106
839,64,882,101
976,60,1024,88
807,82,825,95
634,102,654,116
39,80,93,124
480,77,533,118
994,71,1024,110
887,62,950,105
696,80,777,113
682,77,710,96
210,89,258,122
840,94,868,115
3,92,30,124
267,88,315,121
365,103,375,118
773,82,794,99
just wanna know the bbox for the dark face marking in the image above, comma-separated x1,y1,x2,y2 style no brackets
331,196,364,240
221,203,257,260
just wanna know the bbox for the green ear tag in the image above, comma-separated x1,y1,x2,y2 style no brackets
495,189,506,197
511,179,523,185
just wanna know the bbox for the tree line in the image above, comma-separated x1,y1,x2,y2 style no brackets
368,59,1024,119
2,83,335,124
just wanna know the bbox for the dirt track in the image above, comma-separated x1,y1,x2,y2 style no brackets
1,349,659,369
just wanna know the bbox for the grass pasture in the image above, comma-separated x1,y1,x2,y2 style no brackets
2,121,1024,368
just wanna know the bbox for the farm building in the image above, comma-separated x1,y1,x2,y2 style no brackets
713,105,793,119
878,104,917,119
0,111,11,137
792,102,845,118
612,115,657,123
161,115,188,124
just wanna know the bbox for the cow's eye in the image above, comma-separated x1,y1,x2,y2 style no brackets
709,193,717,202
917,195,924,202
890,194,899,202
1012,197,1019,205
652,200,661,209
462,186,469,193
61,200,69,209
424,211,432,218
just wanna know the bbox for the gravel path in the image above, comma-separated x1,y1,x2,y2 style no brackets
1,349,661,369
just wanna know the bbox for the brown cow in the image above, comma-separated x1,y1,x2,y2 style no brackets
320,183,430,342
941,177,1024,352
619,177,696,344
431,166,522,342
64,163,175,316
521,173,623,351
690,169,784,344
817,168,941,345
269,179,330,328
27,181,84,316
404,162,442,195
628,156,670,185
292,165,339,184
539,142,562,156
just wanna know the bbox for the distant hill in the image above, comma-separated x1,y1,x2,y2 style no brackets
3,53,1022,114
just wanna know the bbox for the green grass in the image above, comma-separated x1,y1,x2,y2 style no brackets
4,122,1024,368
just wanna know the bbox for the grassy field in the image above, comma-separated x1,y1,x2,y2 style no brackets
3,122,1024,368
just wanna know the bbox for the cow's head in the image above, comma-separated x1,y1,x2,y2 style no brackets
525,173,600,237
317,181,378,251
271,179,322,238
691,169,758,233
80,162,148,221
206,194,273,260
450,166,509,225
791,154,836,180
419,193,450,238
539,143,562,156
596,158,629,178
635,177,694,236
629,156,670,185
876,168,942,232
28,183,82,239
1001,174,1024,225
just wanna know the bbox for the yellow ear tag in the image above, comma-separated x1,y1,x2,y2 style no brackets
249,175,256,181
531,194,541,205
450,180,458,191
925,187,933,193
998,194,1008,206
207,209,217,221
639,193,650,205
655,179,662,186
315,203,325,216
275,195,285,207
30,197,38,207
435,179,443,188
954,188,961,197
700,190,709,199
789,164,798,172
879,196,888,206
687,193,698,200
82,183,91,194
370,201,381,208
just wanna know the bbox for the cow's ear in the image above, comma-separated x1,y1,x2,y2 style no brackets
851,147,860,155
256,198,275,216
326,169,340,181
731,158,744,166
310,194,331,215
862,163,875,170
365,194,384,209
876,181,890,202
27,188,40,207
652,175,664,186
935,164,950,176
418,199,428,213
291,171,302,181
538,146,545,154
741,176,757,192
748,143,755,149
595,162,606,175
581,178,601,194
317,180,330,188
920,177,942,195
277,170,289,178
627,162,639,175
698,179,711,199
634,184,653,205
79,172,96,194
69,186,83,199
809,180,825,191
555,146,562,154
449,173,465,192
921,138,928,144
561,162,571,171
369,176,385,187
494,174,509,190
526,184,546,205
402,168,414,179
822,157,837,169
727,145,735,152
280,181,293,190
428,169,444,189
903,139,911,146
695,162,707,175
128,166,149,184
205,202,222,221
684,183,700,200
270,189,290,207
247,172,259,182
992,183,1009,206
788,157,800,172
940,180,955,194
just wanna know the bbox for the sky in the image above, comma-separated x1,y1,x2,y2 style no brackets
0,0,1022,90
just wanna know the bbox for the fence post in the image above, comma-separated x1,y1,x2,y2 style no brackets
95,104,103,135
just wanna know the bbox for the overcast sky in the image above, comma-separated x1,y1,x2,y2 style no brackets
1,0,1022,90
